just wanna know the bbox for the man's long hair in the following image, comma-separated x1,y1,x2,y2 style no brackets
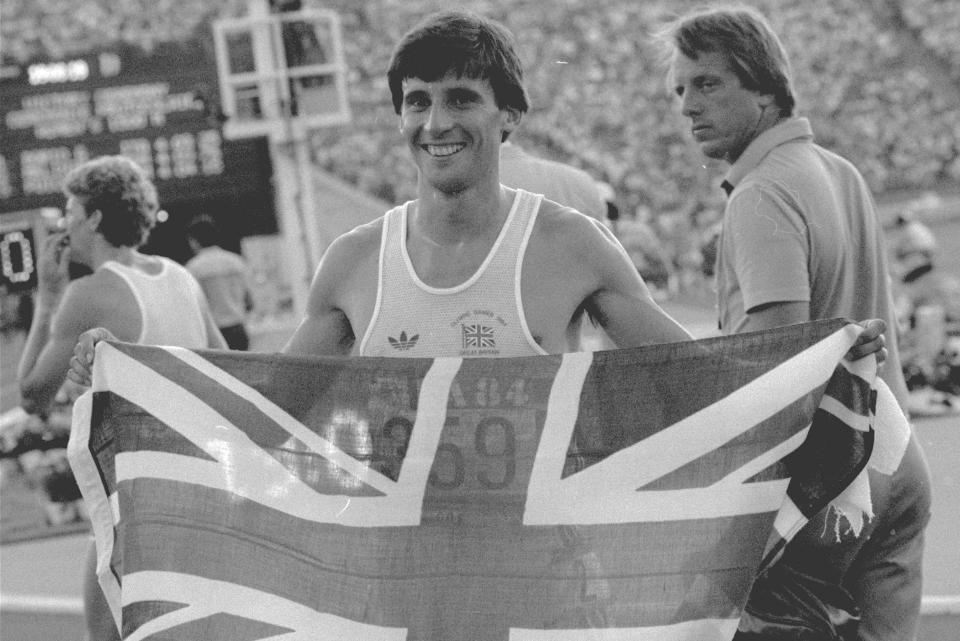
658,5,797,116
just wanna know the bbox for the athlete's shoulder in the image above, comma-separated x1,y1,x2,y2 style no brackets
327,214,386,260
312,214,386,291
533,197,609,243
56,268,128,331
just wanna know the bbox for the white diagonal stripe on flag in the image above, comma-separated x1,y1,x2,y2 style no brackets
162,346,398,494
526,325,861,525
101,344,458,527
166,347,463,499
525,351,594,486
819,395,870,432
104,346,376,518
396,356,462,489
123,571,406,641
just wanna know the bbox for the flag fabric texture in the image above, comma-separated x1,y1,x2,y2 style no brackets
67,319,907,641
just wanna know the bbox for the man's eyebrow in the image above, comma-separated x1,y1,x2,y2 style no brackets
447,86,482,99
682,72,719,87
403,89,428,101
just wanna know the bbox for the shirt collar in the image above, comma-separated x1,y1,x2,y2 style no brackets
722,117,814,195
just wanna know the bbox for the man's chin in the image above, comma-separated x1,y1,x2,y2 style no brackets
698,142,728,161
421,173,470,196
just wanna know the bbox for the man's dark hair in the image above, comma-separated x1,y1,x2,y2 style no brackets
387,10,530,131
62,155,158,247
659,5,796,116
187,216,220,248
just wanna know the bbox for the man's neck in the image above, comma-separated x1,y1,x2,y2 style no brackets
726,112,788,165
412,179,511,246
90,242,136,270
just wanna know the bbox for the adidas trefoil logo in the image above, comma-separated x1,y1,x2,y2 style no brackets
388,331,419,351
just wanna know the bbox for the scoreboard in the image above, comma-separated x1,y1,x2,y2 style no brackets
0,38,277,291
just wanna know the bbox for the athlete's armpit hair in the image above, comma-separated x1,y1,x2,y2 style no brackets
577,297,607,330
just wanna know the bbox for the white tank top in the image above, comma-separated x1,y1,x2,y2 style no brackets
359,188,548,358
99,257,208,348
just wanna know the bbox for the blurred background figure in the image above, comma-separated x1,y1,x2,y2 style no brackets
891,209,937,285
890,209,960,413
499,140,606,221
15,155,226,641
186,216,253,351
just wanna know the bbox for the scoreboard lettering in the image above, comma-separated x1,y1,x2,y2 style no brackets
1,39,275,292
0,39,271,216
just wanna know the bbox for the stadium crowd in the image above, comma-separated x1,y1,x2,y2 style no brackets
3,0,960,391
5,0,959,215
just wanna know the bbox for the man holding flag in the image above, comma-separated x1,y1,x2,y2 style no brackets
67,10,894,641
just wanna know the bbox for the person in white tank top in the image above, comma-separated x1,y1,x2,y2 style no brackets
359,189,548,358
18,155,225,641
268,12,885,364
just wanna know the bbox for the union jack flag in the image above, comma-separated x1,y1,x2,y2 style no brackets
67,319,906,640
462,323,496,348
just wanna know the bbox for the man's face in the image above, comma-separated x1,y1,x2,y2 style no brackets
399,71,519,194
671,50,769,164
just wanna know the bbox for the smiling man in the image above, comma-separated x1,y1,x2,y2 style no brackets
661,6,931,641
67,12,892,640
276,9,697,359
70,10,887,367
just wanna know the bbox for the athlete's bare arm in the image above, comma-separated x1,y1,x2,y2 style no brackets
19,277,101,413
523,205,693,351
584,221,694,347
282,220,381,357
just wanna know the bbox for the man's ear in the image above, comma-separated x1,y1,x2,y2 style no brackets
757,93,775,109
502,106,523,135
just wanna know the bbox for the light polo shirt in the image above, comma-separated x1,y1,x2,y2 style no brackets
716,118,892,335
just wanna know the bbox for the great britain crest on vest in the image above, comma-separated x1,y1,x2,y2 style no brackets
463,324,496,349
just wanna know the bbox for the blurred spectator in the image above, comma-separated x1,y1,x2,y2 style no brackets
499,141,606,220
891,210,937,283
890,210,960,411
16,155,226,641
186,216,252,350
616,211,672,296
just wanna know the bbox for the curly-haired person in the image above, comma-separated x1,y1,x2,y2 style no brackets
17,155,225,641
